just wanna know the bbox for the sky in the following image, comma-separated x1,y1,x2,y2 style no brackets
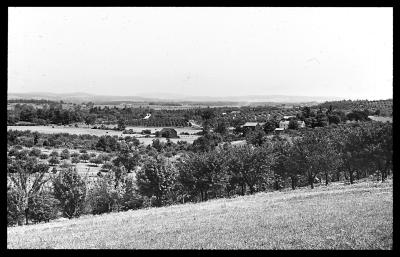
8,7,393,100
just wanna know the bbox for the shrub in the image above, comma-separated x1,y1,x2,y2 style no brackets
28,192,59,224
60,149,70,160
71,156,80,164
100,162,114,172
142,129,151,135
53,168,87,219
7,186,24,226
80,153,90,162
8,148,19,157
50,150,59,157
80,149,87,154
98,153,111,162
29,148,42,157
39,153,49,160
70,152,80,158
48,156,60,166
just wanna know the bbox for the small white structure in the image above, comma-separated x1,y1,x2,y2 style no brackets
143,113,151,120
283,115,295,120
241,122,265,129
279,120,305,130
279,120,290,129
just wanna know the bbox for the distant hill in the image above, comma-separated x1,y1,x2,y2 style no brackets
8,92,343,105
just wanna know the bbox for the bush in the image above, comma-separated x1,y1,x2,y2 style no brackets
142,129,151,135
39,153,49,160
53,168,87,219
87,178,114,215
89,157,101,166
98,153,111,162
50,150,59,157
29,148,42,157
71,156,80,164
60,149,70,160
71,152,80,158
48,156,60,166
80,149,87,154
8,148,19,157
7,187,24,226
28,192,59,224
80,153,90,162
100,162,114,172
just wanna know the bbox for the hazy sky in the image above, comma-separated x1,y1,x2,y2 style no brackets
8,7,392,100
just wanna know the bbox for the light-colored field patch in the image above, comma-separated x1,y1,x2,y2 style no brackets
7,126,201,145
7,180,392,249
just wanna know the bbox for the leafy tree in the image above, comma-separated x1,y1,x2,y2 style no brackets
28,191,59,224
100,161,114,172
245,126,267,146
48,156,60,166
80,153,90,163
315,113,329,127
201,108,216,133
96,135,119,152
84,114,97,126
29,148,42,157
121,176,144,211
272,140,299,190
177,150,228,201
136,156,178,206
50,150,59,157
288,119,299,130
291,130,338,189
39,153,48,160
7,159,50,225
117,118,126,131
327,114,341,125
112,147,140,173
263,120,278,134
60,149,70,160
71,156,80,164
52,168,87,219
214,120,228,135
192,132,223,152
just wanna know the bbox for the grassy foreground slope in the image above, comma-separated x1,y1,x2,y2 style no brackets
7,180,392,249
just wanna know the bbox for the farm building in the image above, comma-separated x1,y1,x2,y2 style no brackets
143,113,151,120
155,128,179,139
278,120,305,130
368,116,393,123
241,122,265,130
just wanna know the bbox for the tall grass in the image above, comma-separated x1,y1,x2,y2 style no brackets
7,180,392,249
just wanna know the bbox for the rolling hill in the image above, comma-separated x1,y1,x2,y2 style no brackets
7,179,392,249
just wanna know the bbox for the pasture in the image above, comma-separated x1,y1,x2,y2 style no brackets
7,179,392,249
7,125,201,145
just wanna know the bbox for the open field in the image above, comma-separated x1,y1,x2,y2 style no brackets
7,179,392,249
7,126,201,145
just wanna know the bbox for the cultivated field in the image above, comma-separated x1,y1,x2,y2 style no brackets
7,125,201,145
7,179,392,249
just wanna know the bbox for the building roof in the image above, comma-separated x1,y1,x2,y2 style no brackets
283,115,295,119
242,122,265,127
275,128,284,131
368,116,393,123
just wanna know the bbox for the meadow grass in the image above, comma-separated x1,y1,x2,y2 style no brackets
7,179,392,249
7,126,200,145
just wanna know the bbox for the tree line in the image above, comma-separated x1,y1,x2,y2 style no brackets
7,121,392,226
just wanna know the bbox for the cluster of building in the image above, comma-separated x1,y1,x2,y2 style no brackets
241,115,305,133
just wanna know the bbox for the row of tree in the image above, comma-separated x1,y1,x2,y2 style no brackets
8,121,392,226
